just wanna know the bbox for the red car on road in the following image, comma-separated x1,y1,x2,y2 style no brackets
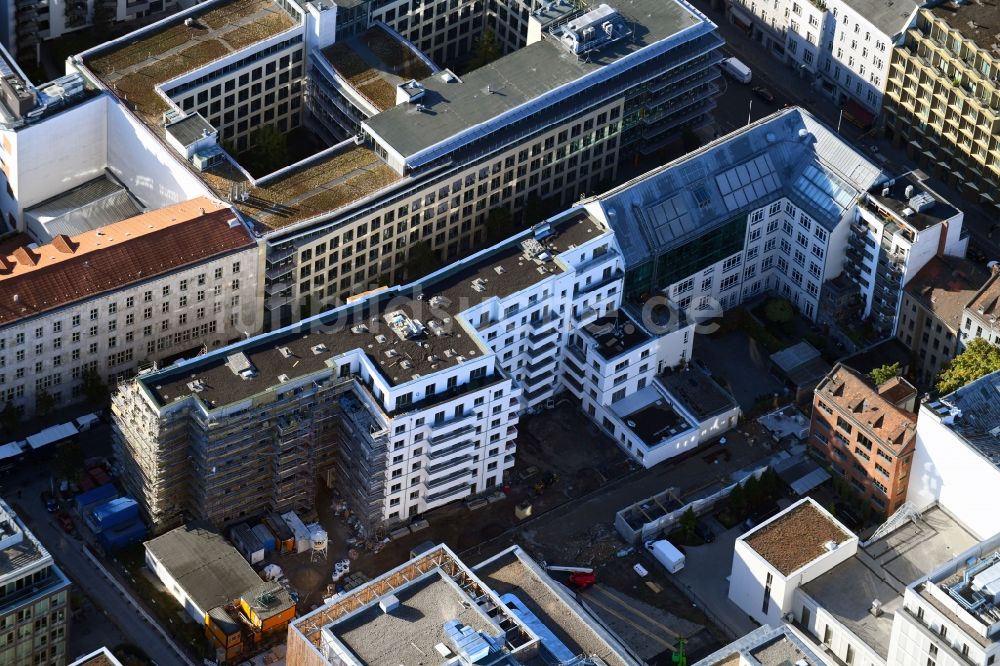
55,511,74,533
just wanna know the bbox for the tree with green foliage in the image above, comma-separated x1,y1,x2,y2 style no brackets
759,467,781,499
869,361,902,387
54,442,85,480
35,390,56,418
727,482,747,516
404,241,443,280
679,507,697,543
0,401,19,436
485,207,516,244
81,368,109,407
744,474,766,509
763,298,793,324
244,125,289,175
936,337,1000,394
466,30,502,72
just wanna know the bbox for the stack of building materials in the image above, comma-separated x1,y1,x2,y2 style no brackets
281,512,311,554
74,484,118,513
264,513,294,553
89,497,138,531
87,465,112,487
231,523,265,565
99,517,147,550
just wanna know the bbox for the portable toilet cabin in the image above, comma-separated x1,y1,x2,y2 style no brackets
230,523,265,565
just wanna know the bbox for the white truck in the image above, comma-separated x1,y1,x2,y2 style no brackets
720,57,752,84
645,539,685,573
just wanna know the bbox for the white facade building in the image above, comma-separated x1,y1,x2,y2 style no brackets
0,197,261,419
962,270,1000,349
113,208,699,531
907,370,1000,541
726,0,919,115
693,624,836,666
887,533,1000,666
846,172,967,336
728,498,858,629
587,108,884,322
727,496,989,666
724,499,1000,666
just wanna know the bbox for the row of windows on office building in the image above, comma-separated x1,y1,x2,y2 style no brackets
174,51,306,151
280,110,623,305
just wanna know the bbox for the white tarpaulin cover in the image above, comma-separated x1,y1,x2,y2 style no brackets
26,422,78,449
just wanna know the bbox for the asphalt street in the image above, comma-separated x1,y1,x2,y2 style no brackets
1,431,194,665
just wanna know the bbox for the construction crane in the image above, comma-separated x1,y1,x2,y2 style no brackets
544,564,596,589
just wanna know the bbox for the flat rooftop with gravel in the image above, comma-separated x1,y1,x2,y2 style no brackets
801,505,977,659
330,569,500,666
144,209,604,408
743,500,851,576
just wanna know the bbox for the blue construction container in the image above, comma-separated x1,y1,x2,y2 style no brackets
75,484,118,513
252,523,276,552
90,497,139,532
99,519,146,550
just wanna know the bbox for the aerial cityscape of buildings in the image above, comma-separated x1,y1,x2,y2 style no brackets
1,0,1000,663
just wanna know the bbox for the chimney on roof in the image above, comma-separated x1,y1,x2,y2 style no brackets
51,234,77,254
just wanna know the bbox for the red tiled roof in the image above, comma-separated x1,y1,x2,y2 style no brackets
0,197,253,326
904,255,989,330
816,363,917,450
967,269,1000,320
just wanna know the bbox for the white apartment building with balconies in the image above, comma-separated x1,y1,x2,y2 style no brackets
112,206,697,531
845,171,967,337
887,533,1000,666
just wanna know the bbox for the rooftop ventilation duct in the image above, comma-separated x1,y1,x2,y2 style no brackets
443,620,491,662
226,352,256,379
379,594,400,613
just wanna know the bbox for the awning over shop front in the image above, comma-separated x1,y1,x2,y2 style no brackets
843,98,876,129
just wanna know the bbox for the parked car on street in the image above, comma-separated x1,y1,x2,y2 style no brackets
752,86,776,103
41,492,58,513
55,511,74,533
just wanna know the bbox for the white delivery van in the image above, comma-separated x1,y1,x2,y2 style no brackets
645,539,685,573
720,57,752,84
